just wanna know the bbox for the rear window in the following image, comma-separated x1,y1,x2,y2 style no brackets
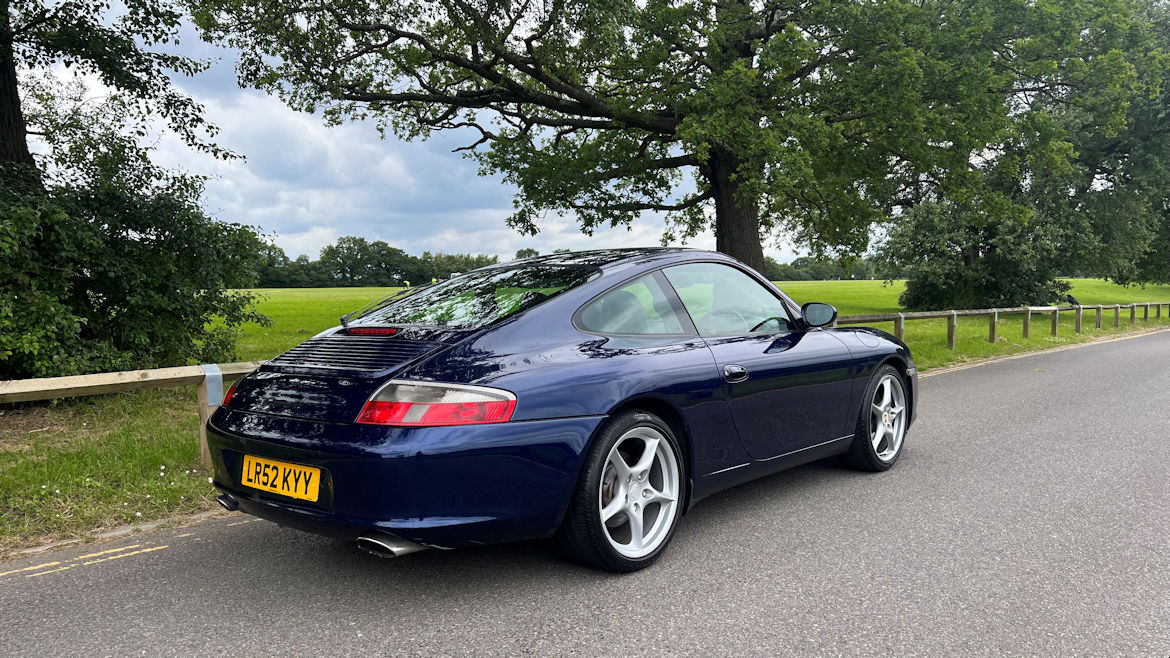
576,274,687,335
352,265,597,329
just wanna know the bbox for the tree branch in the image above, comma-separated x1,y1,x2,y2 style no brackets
588,154,700,182
569,189,713,213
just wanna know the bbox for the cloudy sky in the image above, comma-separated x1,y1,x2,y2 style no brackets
141,26,802,263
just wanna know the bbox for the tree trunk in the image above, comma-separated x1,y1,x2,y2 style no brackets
708,147,766,274
0,5,35,168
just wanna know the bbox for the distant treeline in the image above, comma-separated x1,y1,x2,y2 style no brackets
257,236,499,287
258,238,874,287
764,256,874,281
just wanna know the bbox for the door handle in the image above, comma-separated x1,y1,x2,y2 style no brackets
723,364,748,383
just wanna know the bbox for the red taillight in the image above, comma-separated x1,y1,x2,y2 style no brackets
356,381,516,426
348,327,398,335
222,383,237,407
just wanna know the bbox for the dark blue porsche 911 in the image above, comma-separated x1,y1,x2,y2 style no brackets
208,248,916,571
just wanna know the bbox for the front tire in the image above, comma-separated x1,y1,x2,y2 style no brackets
556,410,684,572
842,364,909,471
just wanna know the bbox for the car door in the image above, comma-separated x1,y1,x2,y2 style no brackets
661,262,856,460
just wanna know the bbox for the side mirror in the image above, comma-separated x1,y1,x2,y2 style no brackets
801,302,838,328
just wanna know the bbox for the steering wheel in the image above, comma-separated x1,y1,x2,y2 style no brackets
700,308,750,334
749,316,789,333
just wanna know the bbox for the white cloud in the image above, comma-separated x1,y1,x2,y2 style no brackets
274,226,339,259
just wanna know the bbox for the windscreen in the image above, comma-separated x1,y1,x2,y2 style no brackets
352,265,597,329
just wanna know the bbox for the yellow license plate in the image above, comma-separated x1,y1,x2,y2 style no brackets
240,454,321,502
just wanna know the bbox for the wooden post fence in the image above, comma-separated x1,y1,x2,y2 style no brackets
0,362,262,465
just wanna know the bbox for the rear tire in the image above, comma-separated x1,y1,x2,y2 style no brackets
556,409,684,572
842,364,909,471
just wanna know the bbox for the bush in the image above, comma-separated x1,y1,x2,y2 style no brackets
875,202,1072,310
0,83,268,379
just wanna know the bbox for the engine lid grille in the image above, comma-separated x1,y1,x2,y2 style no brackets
267,334,442,374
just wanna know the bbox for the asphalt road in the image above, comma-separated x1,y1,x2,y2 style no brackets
2,331,1168,656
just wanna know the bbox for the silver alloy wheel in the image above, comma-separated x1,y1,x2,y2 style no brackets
598,426,680,559
870,373,907,462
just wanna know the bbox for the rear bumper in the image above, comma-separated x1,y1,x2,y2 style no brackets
206,408,604,548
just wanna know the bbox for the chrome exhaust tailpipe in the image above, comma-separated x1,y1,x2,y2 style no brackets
216,494,239,511
357,533,428,558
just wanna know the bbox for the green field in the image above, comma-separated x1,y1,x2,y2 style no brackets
3,277,1170,555
239,279,1170,366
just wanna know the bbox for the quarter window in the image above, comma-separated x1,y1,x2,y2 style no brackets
664,263,793,336
577,274,686,335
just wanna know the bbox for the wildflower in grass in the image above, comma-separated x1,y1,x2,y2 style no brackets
54,489,59,494
135,512,142,517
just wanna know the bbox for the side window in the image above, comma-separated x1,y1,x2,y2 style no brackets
577,274,686,335
664,263,793,336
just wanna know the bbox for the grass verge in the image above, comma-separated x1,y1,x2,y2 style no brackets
3,278,1170,555
0,388,215,558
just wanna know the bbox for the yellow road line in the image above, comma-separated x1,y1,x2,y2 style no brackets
82,545,168,566
76,544,140,560
26,564,76,577
920,327,1170,379
0,562,61,578
18,545,171,578
175,533,194,538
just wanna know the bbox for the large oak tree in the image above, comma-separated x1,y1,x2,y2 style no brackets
191,0,1129,270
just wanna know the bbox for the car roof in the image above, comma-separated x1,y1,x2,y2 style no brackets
486,247,728,273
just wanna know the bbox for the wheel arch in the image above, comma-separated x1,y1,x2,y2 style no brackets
876,354,915,426
605,395,695,514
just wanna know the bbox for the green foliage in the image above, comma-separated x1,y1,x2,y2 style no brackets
764,256,874,282
2,0,231,159
188,0,1154,270
875,202,1072,310
514,248,540,260
0,164,88,376
256,236,499,287
869,1,1170,306
0,78,267,379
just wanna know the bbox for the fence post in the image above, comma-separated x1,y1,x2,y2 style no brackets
895,313,905,341
1096,306,1103,329
988,310,998,343
1075,307,1083,333
947,311,958,350
1130,305,1136,325
1143,303,1150,322
1051,309,1059,336
1114,305,1121,328
1159,303,1164,320
1023,309,1031,338
198,364,224,466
